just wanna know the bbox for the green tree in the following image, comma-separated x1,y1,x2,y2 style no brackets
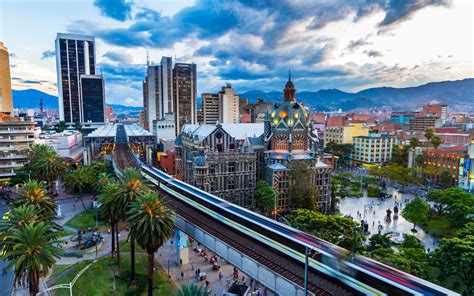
390,145,408,166
431,231,474,295
287,209,363,251
94,172,114,195
115,168,150,285
253,180,277,215
62,165,96,196
401,197,430,231
27,144,64,193
175,283,206,296
98,182,121,262
367,233,392,252
424,128,434,142
427,188,474,227
431,135,443,150
1,222,63,296
409,137,420,150
439,171,453,188
289,161,316,210
127,193,174,296
14,181,56,221
55,120,67,132
74,121,83,133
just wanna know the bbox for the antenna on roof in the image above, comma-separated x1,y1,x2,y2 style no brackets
146,51,150,66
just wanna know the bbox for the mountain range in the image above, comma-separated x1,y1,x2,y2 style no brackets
12,78,474,112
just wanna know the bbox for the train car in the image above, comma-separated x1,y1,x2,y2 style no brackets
139,162,458,296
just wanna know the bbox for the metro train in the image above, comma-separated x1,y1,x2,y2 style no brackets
131,153,458,296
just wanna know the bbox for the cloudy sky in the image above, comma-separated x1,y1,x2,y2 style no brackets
1,0,472,106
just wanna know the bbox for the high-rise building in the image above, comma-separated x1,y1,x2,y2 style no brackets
143,57,174,131
55,33,96,123
0,115,35,180
80,75,105,123
160,57,173,117
323,123,370,147
143,65,161,130
202,92,219,124
173,63,197,135
0,42,13,114
219,84,239,124
352,132,400,164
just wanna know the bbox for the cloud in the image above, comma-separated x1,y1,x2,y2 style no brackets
93,0,132,21
365,50,383,57
347,38,371,51
103,51,133,63
379,0,451,27
41,50,55,60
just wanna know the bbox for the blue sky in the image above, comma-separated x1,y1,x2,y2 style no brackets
1,0,472,106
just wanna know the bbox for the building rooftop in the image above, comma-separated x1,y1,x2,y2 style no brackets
86,124,117,138
124,124,154,137
182,123,264,142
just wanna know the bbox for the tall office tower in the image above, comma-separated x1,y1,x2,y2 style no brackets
142,79,148,129
219,83,239,123
201,92,219,124
0,42,13,114
80,75,105,123
173,63,197,135
160,56,173,117
55,33,96,123
143,65,161,131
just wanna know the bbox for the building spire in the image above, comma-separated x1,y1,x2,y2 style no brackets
288,68,291,81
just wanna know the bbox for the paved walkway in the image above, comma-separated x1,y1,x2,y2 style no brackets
156,238,271,296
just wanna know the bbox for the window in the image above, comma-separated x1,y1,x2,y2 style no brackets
229,162,236,172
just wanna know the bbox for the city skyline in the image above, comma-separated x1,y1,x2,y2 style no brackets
0,0,473,107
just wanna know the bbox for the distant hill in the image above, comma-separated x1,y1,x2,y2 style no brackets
240,78,474,111
12,89,58,109
12,89,142,111
13,78,474,112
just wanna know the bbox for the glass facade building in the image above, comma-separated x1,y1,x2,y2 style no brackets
55,33,95,123
80,75,105,123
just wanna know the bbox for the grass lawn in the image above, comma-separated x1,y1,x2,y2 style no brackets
56,229,76,238
119,240,144,252
49,263,74,280
52,254,175,296
64,209,107,231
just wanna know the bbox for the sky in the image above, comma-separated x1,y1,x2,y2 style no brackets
0,0,473,107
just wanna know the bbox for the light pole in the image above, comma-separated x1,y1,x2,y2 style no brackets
273,189,278,220
36,261,95,296
304,246,319,296
352,223,357,260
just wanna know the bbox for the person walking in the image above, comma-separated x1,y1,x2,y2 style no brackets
219,271,223,281
180,271,185,280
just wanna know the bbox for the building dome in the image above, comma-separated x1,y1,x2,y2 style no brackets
285,79,295,89
194,155,207,167
270,100,308,128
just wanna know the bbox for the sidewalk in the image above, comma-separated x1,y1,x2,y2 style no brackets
156,238,270,296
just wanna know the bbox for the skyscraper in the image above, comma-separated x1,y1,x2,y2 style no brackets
55,33,95,123
202,92,219,124
0,42,13,114
144,64,161,130
173,63,197,134
143,56,174,131
80,75,105,123
219,84,239,124
160,56,173,117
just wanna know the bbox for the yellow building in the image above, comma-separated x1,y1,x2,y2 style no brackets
0,42,13,114
323,123,370,147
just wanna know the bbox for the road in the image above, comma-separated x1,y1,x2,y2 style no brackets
0,200,13,296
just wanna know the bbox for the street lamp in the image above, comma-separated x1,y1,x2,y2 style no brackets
273,188,277,221
304,246,319,296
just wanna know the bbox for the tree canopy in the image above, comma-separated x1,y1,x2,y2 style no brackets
253,180,277,215
402,197,430,230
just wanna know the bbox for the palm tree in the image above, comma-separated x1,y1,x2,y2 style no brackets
431,135,443,150
128,193,174,296
27,144,64,193
1,222,63,296
94,172,114,195
55,120,67,133
98,182,121,263
408,137,420,151
115,168,150,285
14,181,56,221
424,128,434,142
175,283,206,296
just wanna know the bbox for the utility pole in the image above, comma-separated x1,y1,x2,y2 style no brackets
304,246,308,296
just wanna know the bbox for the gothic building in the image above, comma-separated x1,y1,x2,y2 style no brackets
175,74,330,213
263,73,330,212
175,123,263,207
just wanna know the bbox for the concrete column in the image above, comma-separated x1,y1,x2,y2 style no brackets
175,228,190,265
